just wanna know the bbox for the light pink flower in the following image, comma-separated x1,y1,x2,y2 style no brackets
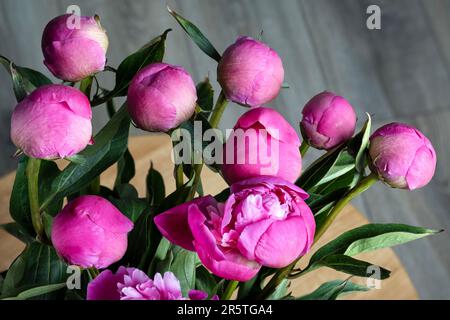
10,84,92,159
52,195,133,269
222,107,302,184
127,63,197,132
154,176,315,281
87,267,213,300
369,123,436,190
218,36,284,107
42,14,108,81
301,91,357,150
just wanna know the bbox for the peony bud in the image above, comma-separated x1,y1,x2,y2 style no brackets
52,195,133,269
10,84,92,159
369,123,437,190
127,63,197,132
222,107,301,184
217,36,284,107
42,14,108,81
300,91,357,150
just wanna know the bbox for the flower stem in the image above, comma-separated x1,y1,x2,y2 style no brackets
222,280,239,300
300,140,309,157
26,158,44,241
187,90,228,200
256,173,379,299
175,164,184,188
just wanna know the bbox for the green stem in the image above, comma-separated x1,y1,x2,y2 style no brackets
175,164,184,188
187,90,228,200
222,280,239,300
256,173,379,299
87,267,99,280
300,140,309,157
26,158,43,240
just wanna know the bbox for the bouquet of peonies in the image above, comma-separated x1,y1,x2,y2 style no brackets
0,8,440,301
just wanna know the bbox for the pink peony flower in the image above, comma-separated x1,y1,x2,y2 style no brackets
42,14,108,81
10,84,92,159
222,107,302,184
300,91,357,150
369,123,437,190
154,176,315,281
217,36,284,107
87,267,213,300
52,195,133,269
127,63,197,132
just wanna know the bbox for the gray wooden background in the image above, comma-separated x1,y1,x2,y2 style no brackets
0,0,449,299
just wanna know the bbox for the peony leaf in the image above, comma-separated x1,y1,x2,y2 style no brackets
0,223,35,244
146,163,166,207
115,149,136,189
347,114,371,173
196,77,215,113
195,266,218,298
1,283,66,300
297,279,368,300
168,246,197,296
168,6,221,62
0,55,52,102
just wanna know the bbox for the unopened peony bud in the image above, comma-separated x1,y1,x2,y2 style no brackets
300,91,356,150
42,14,108,81
52,195,133,269
10,84,92,159
127,63,197,132
217,36,284,107
369,123,437,190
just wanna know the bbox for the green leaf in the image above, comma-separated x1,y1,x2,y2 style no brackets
214,188,230,202
1,242,67,299
10,158,62,236
1,283,66,300
41,213,53,243
109,196,148,223
146,163,166,206
111,29,170,98
195,266,218,298
310,254,390,279
148,238,172,275
310,223,440,264
196,77,214,113
0,223,34,244
168,7,221,62
41,104,131,208
168,246,196,296
156,175,194,213
297,279,368,300
347,114,371,173
115,149,136,189
0,55,52,102
267,279,289,300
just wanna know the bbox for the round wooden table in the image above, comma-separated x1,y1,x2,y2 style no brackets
0,135,418,299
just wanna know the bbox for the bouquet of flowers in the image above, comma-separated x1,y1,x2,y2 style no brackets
0,8,440,301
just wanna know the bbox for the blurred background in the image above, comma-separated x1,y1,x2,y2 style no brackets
0,0,449,299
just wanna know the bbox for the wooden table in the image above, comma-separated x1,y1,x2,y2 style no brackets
0,135,418,299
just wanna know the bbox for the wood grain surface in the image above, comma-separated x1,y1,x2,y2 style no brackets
0,135,418,299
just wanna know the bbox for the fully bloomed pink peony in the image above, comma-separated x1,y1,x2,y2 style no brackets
42,14,108,81
222,107,302,184
10,84,92,159
87,267,212,300
52,195,133,269
217,36,284,107
127,63,197,132
300,91,356,150
154,176,315,281
369,123,437,190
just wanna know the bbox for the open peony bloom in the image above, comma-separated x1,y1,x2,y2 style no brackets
217,36,284,107
369,123,437,190
42,14,108,81
87,267,213,300
222,107,302,185
127,63,197,132
10,84,92,159
154,176,315,281
52,195,133,269
300,91,356,150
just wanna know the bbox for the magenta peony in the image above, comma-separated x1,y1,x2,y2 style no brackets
217,36,284,107
369,123,437,190
300,91,356,150
10,84,92,159
154,176,315,281
52,195,133,269
42,14,108,81
127,63,197,132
